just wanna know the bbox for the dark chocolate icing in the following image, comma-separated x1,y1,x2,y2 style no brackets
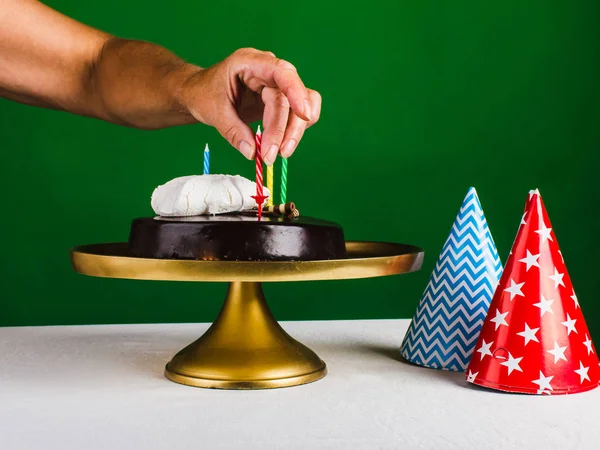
128,215,347,261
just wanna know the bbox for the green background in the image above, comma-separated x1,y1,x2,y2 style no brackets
1,1,599,340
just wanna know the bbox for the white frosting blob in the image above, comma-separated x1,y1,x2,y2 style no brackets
151,174,270,217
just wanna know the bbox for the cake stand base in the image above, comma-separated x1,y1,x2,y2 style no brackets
164,281,326,389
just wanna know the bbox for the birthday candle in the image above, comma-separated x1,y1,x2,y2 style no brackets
280,158,288,204
203,143,210,175
255,127,263,198
266,165,274,206
250,126,267,220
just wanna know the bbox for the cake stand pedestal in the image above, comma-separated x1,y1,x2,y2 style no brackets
71,242,423,389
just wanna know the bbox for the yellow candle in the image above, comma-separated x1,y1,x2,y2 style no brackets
266,164,274,206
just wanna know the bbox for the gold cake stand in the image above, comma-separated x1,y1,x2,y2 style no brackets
70,242,423,390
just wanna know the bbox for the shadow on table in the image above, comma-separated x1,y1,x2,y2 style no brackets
321,341,515,394
368,344,467,385
312,340,469,387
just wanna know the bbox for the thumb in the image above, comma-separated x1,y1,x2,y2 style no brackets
215,111,256,160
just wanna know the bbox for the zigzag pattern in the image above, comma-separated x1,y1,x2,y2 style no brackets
400,188,503,371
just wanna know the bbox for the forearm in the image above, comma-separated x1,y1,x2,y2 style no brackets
0,0,201,129
0,0,107,113
89,38,202,129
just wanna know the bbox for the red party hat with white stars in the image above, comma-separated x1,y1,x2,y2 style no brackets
466,189,599,395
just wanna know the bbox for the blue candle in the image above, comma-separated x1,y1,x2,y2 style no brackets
203,143,210,175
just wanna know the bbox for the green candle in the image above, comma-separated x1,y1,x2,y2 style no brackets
280,158,288,204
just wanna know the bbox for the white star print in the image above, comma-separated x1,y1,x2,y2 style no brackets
571,292,579,309
519,250,540,271
561,313,577,335
547,341,568,364
583,335,594,355
500,352,523,375
476,340,494,361
533,294,554,317
535,222,553,243
528,189,540,200
517,323,540,345
574,361,590,384
548,268,565,289
532,371,554,392
558,250,564,263
466,370,478,383
490,309,509,330
504,278,525,301
520,212,527,226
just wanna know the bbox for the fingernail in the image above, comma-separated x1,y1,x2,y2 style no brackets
303,100,312,121
265,145,279,165
281,139,297,158
239,140,254,160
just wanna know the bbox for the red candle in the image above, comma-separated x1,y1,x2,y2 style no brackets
251,126,268,219
255,127,263,197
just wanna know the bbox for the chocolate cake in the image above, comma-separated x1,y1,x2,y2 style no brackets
128,214,347,261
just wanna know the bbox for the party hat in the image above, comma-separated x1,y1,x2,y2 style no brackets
401,188,503,371
466,190,599,394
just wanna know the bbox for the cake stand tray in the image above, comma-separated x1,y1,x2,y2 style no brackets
71,241,424,389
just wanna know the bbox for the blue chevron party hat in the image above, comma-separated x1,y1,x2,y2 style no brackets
400,187,503,371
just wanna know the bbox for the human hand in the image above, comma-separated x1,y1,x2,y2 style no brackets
179,48,321,165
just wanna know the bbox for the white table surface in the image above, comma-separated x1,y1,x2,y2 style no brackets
1,319,599,450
